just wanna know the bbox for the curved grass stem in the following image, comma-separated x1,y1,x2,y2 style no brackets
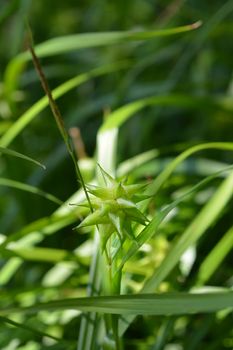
27,27,93,213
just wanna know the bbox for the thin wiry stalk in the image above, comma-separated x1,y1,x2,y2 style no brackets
77,231,101,350
27,27,93,213
28,28,128,349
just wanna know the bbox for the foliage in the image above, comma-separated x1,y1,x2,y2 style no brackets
0,1,233,349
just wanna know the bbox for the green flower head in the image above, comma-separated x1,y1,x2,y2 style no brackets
77,165,150,251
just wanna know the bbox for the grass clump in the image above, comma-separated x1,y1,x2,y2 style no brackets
0,2,233,349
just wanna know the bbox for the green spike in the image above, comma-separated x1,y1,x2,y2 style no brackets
76,200,100,209
123,208,148,225
115,182,127,198
69,202,89,208
77,165,150,247
124,220,137,242
108,213,125,239
87,186,115,200
100,224,115,251
133,194,151,203
77,208,108,228
116,198,136,208
97,163,116,187
123,183,147,196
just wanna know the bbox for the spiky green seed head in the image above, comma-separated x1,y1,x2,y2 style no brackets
78,165,150,251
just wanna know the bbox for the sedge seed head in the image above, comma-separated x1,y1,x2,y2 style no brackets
78,165,150,250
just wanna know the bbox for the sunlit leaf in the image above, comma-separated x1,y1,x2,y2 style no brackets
0,146,45,169
100,95,233,132
0,178,62,205
119,169,233,334
1,290,232,316
197,226,233,285
0,62,127,148
4,22,201,97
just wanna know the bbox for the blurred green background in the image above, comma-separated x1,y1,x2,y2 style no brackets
0,0,233,349
1,0,233,225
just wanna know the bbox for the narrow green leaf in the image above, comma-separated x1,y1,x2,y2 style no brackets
142,172,233,292
117,149,159,177
3,246,77,263
0,178,62,205
0,257,22,285
147,142,233,196
0,146,45,169
0,316,61,341
0,187,87,285
1,291,232,316
100,95,233,132
33,23,201,57
142,170,233,293
119,169,233,334
118,207,173,272
4,22,201,96
118,165,233,270
0,210,83,286
0,211,79,249
197,226,233,285
130,157,230,179
0,62,127,148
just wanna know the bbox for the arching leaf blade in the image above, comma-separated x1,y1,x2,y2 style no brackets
1,290,232,316
197,226,233,285
4,22,201,97
0,62,128,148
0,178,62,205
0,146,45,169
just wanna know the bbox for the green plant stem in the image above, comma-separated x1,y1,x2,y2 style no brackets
27,28,93,213
77,230,101,350
102,236,123,350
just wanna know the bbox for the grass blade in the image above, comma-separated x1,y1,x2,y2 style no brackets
147,142,233,196
0,178,62,205
197,226,233,285
100,95,233,132
1,290,232,316
117,149,159,177
0,211,80,249
0,62,127,148
142,170,233,293
0,316,61,341
4,22,201,96
0,146,45,169
2,246,78,263
118,169,233,334
118,165,233,270
32,23,201,58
